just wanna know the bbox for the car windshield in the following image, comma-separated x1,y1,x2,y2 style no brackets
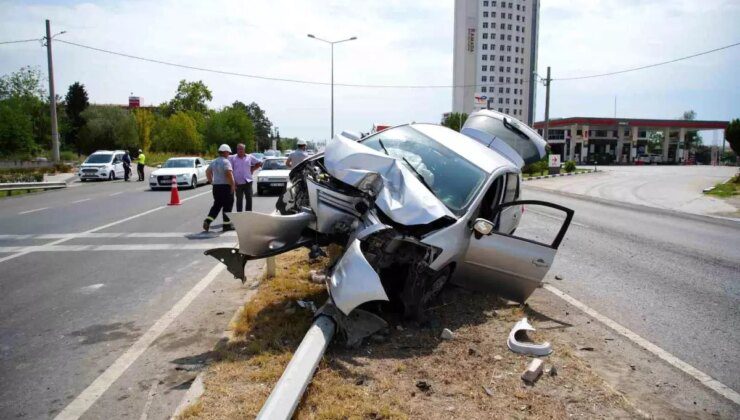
361,126,487,213
85,154,113,164
263,159,287,170
163,159,195,168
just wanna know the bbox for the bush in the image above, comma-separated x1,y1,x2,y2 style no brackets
522,156,548,175
60,150,79,162
564,160,576,173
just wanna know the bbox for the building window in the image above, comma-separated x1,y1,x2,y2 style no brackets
506,77,511,83
499,45,504,51
508,13,512,19
481,76,487,82
482,55,488,60
499,87,504,93
482,44,488,50
523,5,526,11
481,86,487,92
499,66,504,71
499,76,504,82
482,33,488,39
506,87,510,93
522,16,525,22
482,22,488,28
507,45,511,51
482,65,487,71
492,11,497,17
506,55,511,62
492,22,496,28
492,1,497,6
506,108,510,114
514,77,518,83
515,46,519,53
499,98,503,104
506,66,510,73
501,2,506,8
483,12,488,17
505,98,510,104
483,1,488,6
508,24,512,30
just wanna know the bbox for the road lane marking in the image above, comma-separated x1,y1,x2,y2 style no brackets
0,190,211,265
139,379,159,420
18,207,49,215
0,243,234,253
71,198,91,204
54,262,227,420
544,284,740,405
0,231,236,240
109,192,123,196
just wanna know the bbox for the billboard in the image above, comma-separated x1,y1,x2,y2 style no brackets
128,96,141,108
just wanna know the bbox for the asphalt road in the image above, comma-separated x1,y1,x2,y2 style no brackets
522,185,740,393
0,176,279,419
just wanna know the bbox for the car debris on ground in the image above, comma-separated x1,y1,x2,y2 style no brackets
521,358,545,385
507,317,553,356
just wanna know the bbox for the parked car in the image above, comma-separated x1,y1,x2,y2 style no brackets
207,109,573,326
149,157,208,190
255,157,289,195
250,152,265,161
77,150,127,181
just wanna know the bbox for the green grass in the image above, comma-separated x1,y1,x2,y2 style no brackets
0,189,42,199
522,168,589,178
705,175,740,198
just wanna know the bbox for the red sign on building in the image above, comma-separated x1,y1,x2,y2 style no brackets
128,96,141,108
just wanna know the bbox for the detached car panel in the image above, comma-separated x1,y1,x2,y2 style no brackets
211,120,574,320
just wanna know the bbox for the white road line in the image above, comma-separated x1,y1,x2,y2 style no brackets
0,243,234,252
0,190,211,264
528,209,589,228
18,207,49,215
109,192,123,197
0,231,236,240
544,284,740,405
54,262,227,420
139,379,159,420
71,198,91,204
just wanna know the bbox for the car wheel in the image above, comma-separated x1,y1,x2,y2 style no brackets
402,265,452,320
109,171,115,180
191,175,197,189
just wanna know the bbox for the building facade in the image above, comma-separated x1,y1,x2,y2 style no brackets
532,117,728,164
452,0,540,124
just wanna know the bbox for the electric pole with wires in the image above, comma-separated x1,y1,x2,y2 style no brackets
44,19,61,163
542,66,552,144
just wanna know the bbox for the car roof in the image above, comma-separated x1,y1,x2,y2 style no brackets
409,123,516,174
167,157,198,160
264,156,286,160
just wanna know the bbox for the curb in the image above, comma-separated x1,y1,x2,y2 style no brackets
523,169,597,182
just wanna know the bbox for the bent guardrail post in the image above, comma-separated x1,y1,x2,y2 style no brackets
256,315,336,420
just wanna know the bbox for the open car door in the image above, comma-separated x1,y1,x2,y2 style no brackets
453,200,574,303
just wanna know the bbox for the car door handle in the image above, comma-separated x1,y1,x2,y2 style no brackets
531,258,549,268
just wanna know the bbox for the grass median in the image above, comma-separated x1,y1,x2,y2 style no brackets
180,249,637,419
704,174,740,198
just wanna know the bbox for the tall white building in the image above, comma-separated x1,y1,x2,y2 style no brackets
452,0,540,125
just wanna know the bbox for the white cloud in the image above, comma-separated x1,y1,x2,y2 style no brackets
1,0,738,142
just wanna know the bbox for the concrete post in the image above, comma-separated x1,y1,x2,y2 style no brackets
582,125,590,161
662,128,670,162
678,128,686,163
265,256,276,278
569,125,577,162
631,126,639,162
616,124,625,163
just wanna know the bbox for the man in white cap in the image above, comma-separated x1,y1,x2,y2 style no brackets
286,139,309,168
203,144,236,232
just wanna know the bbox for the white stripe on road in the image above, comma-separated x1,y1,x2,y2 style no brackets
0,243,235,253
0,231,236,240
109,192,123,197
71,198,91,204
54,263,227,420
18,207,49,215
544,284,740,405
0,190,211,264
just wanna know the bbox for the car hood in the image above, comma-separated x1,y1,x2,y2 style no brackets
151,168,194,176
257,169,290,178
324,133,454,226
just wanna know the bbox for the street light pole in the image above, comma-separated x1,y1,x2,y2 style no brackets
307,34,357,139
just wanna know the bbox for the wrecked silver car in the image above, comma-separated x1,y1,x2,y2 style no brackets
207,109,573,320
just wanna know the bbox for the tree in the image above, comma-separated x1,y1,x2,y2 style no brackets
726,118,740,157
441,112,468,132
64,82,89,154
152,112,203,153
277,137,298,151
133,108,155,152
0,98,36,157
78,106,138,154
161,80,212,116
0,66,46,99
680,110,702,151
0,67,50,157
233,101,272,150
204,106,255,152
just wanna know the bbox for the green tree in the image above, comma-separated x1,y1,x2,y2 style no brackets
161,80,212,116
726,119,740,157
233,101,272,150
680,110,702,151
204,106,255,152
64,82,89,155
0,66,49,156
133,108,155,152
0,65,46,99
441,112,468,132
277,137,298,151
78,106,138,154
152,111,203,153
0,98,36,157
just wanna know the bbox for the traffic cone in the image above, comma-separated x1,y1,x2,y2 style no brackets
168,176,181,205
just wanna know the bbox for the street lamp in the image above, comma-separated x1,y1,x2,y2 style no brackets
307,33,357,139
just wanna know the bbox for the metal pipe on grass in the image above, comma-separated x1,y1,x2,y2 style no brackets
256,315,336,420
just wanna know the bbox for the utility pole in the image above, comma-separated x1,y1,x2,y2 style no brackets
45,19,60,163
543,66,551,143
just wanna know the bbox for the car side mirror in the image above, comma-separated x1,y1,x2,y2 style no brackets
357,172,384,197
472,218,494,236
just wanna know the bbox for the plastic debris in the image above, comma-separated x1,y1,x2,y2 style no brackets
507,317,552,356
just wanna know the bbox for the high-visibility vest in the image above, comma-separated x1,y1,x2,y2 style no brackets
139,153,146,164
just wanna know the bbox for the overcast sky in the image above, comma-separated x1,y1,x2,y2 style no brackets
1,0,738,144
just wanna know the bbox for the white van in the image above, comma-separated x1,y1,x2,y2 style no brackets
77,150,127,181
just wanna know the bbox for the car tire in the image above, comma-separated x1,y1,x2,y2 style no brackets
109,171,115,181
190,175,197,189
402,265,452,320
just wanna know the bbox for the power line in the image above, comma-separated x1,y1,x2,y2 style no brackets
56,39,530,89
553,41,740,81
0,38,40,45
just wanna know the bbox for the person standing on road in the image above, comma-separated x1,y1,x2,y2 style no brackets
122,151,132,182
229,143,262,212
136,149,146,181
203,144,236,232
286,139,309,168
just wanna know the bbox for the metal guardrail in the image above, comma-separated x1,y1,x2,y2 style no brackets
0,181,67,195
